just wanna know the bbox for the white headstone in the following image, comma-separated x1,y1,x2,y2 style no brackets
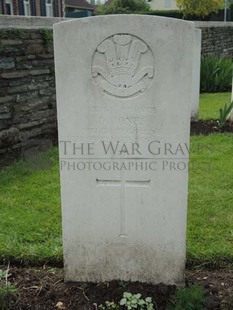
54,15,198,286
191,29,202,121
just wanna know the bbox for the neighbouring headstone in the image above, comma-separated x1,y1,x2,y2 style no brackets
191,29,202,121
54,15,199,286
232,76,233,102
230,76,233,122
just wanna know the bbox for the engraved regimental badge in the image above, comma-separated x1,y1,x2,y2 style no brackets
92,34,154,98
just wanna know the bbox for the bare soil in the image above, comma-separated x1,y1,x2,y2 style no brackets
190,120,233,135
1,266,233,310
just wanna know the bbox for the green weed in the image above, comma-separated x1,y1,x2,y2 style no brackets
167,284,206,310
99,292,155,310
39,29,53,45
219,101,233,128
200,55,233,93
0,266,17,310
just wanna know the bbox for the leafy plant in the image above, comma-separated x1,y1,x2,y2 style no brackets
120,292,154,310
96,0,150,15
219,101,233,128
200,55,233,93
99,301,119,310
167,284,206,310
99,292,155,310
176,0,224,17
39,29,53,45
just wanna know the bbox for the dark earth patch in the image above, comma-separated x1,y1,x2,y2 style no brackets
190,120,233,135
1,266,232,310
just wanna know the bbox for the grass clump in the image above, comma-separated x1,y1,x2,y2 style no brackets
0,267,18,310
168,284,206,310
0,285,17,310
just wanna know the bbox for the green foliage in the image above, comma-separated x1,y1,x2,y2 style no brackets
0,268,17,310
95,0,231,19
147,9,183,18
99,292,155,310
0,285,18,310
176,0,224,17
200,55,233,93
99,301,119,310
127,7,233,21
120,292,154,310
39,29,53,45
219,101,233,128
0,29,23,39
168,284,206,310
96,0,150,15
0,285,17,310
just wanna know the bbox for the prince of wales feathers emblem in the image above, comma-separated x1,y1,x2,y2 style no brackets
92,34,154,98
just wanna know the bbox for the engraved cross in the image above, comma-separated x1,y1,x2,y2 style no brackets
96,173,150,237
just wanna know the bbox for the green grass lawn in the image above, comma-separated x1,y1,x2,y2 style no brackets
199,92,232,120
0,92,232,267
187,134,233,268
0,149,62,264
0,134,232,267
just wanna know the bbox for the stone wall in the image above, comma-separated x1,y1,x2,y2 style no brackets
0,17,233,167
0,27,57,166
196,22,233,58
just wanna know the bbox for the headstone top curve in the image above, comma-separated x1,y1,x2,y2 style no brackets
53,14,195,30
